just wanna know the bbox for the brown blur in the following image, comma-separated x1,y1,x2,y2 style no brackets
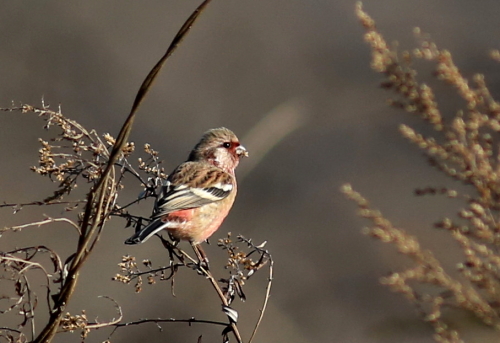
1,1,500,342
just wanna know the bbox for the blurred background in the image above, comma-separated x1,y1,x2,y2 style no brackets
1,1,500,342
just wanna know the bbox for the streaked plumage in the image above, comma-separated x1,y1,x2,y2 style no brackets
125,127,247,245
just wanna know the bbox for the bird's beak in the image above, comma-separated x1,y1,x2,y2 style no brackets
236,145,249,158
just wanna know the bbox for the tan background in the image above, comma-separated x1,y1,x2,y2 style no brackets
1,1,500,342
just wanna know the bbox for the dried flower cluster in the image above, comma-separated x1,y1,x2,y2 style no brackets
343,3,500,342
60,311,90,338
23,103,134,203
218,234,271,304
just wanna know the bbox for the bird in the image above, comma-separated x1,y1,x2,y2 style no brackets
125,127,248,248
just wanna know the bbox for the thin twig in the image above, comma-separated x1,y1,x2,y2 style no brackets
112,317,228,329
1,256,51,283
23,275,36,341
128,263,188,279
3,217,81,234
107,316,229,341
85,296,123,330
248,257,273,343
0,200,84,208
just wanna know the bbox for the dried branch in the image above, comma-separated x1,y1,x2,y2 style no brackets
2,217,81,235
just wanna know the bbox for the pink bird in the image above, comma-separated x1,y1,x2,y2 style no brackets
125,127,248,247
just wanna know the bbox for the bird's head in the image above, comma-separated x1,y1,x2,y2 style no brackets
189,127,248,172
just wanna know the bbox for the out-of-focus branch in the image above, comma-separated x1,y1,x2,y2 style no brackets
239,98,308,180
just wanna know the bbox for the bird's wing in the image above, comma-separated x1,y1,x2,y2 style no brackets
153,162,234,218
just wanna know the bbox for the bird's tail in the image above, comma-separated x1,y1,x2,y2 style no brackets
124,219,168,245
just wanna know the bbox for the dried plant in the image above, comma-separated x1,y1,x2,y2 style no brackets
111,234,272,343
342,3,500,342
0,1,273,342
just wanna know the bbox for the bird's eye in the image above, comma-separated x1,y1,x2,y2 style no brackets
222,142,231,148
